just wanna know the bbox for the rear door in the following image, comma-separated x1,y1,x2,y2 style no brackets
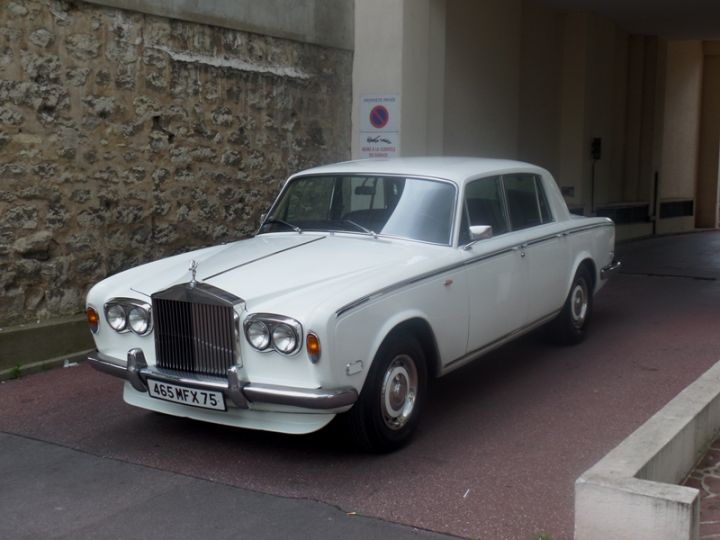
503,173,569,324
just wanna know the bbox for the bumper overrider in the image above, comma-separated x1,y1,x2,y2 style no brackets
600,259,622,280
88,349,358,413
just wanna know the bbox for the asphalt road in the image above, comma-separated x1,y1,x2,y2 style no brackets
2,232,720,540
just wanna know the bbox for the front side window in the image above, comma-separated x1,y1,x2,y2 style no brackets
459,176,510,244
261,175,456,245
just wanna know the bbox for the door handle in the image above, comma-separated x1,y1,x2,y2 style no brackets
513,244,527,258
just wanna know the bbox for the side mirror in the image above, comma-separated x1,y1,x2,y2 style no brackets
469,225,493,241
259,213,267,226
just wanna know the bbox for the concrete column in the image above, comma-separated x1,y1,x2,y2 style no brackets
352,0,404,158
401,0,446,156
660,42,703,203
443,0,521,157
557,13,589,209
518,1,564,177
619,35,666,213
657,41,702,234
697,42,720,229
425,0,447,155
352,0,446,158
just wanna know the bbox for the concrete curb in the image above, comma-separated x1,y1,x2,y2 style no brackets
0,314,93,376
575,360,720,539
0,350,92,381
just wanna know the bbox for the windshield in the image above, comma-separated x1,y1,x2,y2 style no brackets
260,175,456,245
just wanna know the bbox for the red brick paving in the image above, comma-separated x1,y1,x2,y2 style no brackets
685,439,720,539
2,231,720,539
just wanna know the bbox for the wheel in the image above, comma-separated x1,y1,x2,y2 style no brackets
343,335,427,453
546,266,593,345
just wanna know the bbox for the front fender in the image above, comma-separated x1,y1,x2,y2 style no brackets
331,269,468,393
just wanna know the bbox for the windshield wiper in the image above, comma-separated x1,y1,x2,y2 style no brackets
264,218,302,233
342,219,378,238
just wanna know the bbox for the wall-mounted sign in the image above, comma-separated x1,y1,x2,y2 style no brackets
359,94,400,158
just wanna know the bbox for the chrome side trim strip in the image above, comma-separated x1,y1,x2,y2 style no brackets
442,310,560,374
202,235,326,281
335,221,614,318
87,350,357,412
565,221,614,235
335,260,469,317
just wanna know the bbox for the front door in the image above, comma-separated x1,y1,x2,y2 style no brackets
461,176,528,353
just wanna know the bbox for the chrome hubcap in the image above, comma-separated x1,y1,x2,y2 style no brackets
570,280,589,328
380,354,418,430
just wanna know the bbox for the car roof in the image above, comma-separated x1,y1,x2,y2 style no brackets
292,157,547,185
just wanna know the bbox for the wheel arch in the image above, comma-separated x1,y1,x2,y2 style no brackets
568,255,597,295
375,317,441,380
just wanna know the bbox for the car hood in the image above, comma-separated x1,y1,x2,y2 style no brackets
126,233,453,316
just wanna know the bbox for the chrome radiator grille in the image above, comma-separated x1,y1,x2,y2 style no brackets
153,295,236,377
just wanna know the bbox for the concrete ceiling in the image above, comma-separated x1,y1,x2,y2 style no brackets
537,0,720,39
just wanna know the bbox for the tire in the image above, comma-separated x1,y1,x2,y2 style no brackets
343,335,427,453
546,266,593,345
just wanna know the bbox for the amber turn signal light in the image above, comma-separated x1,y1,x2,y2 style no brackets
86,307,99,334
306,333,321,363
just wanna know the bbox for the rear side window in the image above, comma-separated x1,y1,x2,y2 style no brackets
503,174,553,230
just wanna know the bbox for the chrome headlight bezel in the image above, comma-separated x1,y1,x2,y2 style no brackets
243,313,302,355
104,298,153,336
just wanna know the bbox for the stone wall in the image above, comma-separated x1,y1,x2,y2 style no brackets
0,0,352,326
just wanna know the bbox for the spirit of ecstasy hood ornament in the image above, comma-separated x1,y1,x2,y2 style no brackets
189,260,198,287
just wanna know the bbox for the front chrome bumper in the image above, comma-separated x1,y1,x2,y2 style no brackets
601,259,622,280
88,349,358,413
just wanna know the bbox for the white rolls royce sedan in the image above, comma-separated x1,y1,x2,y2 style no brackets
86,157,619,451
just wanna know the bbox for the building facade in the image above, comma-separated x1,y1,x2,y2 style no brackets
2,0,719,371
353,0,720,240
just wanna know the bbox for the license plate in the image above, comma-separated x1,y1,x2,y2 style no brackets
147,379,226,411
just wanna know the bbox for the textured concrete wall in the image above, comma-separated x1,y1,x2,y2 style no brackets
0,0,352,327
84,0,354,51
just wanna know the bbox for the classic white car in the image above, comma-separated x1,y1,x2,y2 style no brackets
86,157,618,451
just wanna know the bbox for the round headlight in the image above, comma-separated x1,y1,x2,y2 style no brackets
246,320,270,350
107,304,127,332
271,323,298,354
128,306,150,335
